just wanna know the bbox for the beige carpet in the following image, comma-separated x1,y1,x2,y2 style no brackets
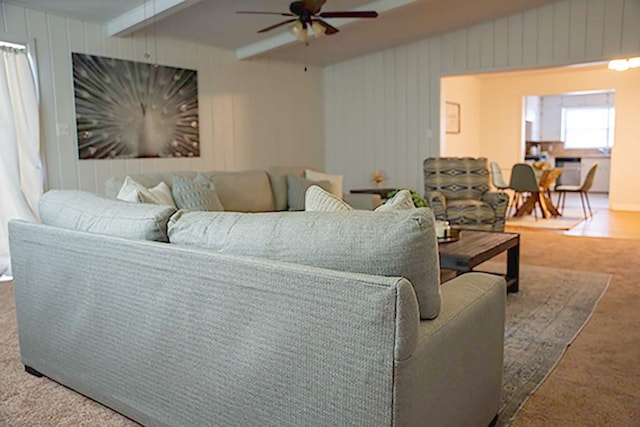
0,282,137,426
508,231,640,426
506,209,590,230
1,230,639,425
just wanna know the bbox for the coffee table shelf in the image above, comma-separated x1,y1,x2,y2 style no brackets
439,230,520,292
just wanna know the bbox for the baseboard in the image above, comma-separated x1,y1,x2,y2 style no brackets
609,203,640,212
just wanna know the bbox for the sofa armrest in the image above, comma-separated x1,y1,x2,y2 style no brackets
394,272,506,427
342,193,382,210
482,191,510,231
424,190,446,220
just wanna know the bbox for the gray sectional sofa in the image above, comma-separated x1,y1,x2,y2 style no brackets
104,166,381,211
9,189,506,426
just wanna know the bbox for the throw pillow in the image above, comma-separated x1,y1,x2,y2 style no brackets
305,185,353,212
287,174,331,211
172,175,224,212
305,169,343,199
116,177,176,208
375,190,415,212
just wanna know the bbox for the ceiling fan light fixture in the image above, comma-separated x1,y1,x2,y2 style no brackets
608,59,629,72
628,57,640,68
289,20,308,42
311,21,326,38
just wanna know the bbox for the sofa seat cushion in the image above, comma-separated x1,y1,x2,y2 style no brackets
39,190,176,242
168,208,441,319
211,171,275,212
445,199,496,228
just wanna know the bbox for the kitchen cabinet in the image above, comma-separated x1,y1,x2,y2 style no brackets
581,157,610,193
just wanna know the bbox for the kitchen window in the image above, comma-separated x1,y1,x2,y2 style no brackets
561,106,615,150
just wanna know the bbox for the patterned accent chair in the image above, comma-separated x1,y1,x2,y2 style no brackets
423,157,509,231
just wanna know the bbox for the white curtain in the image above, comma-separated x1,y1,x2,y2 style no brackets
0,47,42,276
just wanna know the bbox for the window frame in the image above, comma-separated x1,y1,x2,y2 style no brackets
561,105,615,150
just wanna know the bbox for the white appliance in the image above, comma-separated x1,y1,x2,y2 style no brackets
555,157,581,186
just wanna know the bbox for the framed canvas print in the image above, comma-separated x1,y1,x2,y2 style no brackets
72,53,199,159
445,102,460,134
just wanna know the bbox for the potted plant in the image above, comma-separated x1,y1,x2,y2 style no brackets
385,189,427,208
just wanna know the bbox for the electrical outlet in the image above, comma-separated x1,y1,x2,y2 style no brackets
57,123,70,136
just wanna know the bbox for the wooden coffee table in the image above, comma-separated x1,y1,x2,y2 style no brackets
439,230,520,293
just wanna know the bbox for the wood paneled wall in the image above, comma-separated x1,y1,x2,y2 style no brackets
323,0,640,193
0,3,325,194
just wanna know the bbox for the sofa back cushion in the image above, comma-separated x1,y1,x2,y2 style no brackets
168,208,441,319
266,166,307,211
210,170,275,212
39,190,176,242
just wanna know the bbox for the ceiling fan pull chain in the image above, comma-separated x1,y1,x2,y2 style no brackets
304,41,308,72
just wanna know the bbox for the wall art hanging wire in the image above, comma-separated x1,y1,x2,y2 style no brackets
72,53,199,159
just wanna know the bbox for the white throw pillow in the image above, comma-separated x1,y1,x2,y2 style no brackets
305,185,354,212
375,190,416,212
116,177,176,208
305,169,343,199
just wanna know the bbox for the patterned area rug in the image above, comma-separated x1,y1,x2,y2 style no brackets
483,262,611,426
505,209,592,230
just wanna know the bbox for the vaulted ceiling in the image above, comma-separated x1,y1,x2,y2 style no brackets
2,0,560,66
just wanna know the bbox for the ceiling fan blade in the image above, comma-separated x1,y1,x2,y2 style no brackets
317,19,340,35
257,19,298,33
303,0,327,15
319,11,378,19
236,11,295,16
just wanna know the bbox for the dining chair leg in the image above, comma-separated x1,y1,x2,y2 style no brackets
560,191,567,214
579,191,588,219
583,191,593,217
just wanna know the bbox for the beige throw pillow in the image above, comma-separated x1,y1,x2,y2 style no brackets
305,169,343,199
305,185,354,212
375,190,416,212
116,177,176,208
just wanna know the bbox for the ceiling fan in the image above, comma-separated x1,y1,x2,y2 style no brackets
237,0,378,42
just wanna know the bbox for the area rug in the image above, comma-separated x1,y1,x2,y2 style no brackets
0,263,611,426
505,209,592,230
485,262,611,426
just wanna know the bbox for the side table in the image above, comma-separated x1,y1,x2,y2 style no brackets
350,188,398,198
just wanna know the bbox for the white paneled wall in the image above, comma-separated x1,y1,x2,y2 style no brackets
0,3,324,194
324,0,640,193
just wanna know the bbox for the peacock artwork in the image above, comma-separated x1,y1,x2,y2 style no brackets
72,53,199,159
